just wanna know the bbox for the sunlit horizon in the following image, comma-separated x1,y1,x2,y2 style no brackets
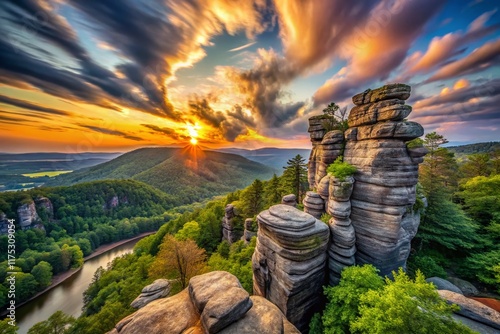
0,1,499,153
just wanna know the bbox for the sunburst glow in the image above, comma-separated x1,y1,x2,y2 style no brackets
187,123,201,145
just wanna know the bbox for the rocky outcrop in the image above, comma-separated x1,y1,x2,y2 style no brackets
326,176,356,285
305,83,426,278
307,122,344,190
252,204,329,332
281,194,297,207
130,279,171,309
343,84,426,276
17,201,40,229
108,271,299,334
222,204,239,244
438,290,500,330
302,191,324,219
243,218,257,243
35,196,54,219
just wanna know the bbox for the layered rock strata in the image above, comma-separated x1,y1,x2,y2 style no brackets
326,176,355,284
302,191,324,219
343,84,426,276
307,123,344,190
252,204,329,332
109,271,300,334
305,83,427,279
222,204,238,244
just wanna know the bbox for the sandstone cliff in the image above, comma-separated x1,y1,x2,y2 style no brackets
305,83,426,278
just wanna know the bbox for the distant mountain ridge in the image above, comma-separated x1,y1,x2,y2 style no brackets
47,146,276,206
446,142,500,155
214,147,311,169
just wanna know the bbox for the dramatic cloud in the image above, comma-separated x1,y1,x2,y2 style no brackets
426,38,500,82
220,49,304,129
141,124,188,141
407,9,500,75
414,78,500,109
79,125,143,141
313,0,446,105
0,94,72,116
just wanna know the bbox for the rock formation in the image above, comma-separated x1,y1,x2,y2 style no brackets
35,196,54,219
344,84,426,276
108,271,300,334
326,176,356,285
306,83,427,278
17,200,40,229
242,218,257,243
302,191,324,219
221,204,238,244
252,204,329,332
281,194,297,207
130,279,171,309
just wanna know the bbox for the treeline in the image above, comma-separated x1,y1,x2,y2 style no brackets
0,180,175,310
30,157,306,334
408,133,500,293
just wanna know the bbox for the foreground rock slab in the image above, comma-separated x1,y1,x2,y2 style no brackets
108,271,300,334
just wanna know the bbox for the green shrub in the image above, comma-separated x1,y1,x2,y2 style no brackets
320,213,332,225
407,255,447,279
327,157,357,181
406,138,424,149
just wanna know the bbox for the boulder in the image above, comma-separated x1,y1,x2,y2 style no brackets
131,279,171,309
447,277,479,296
426,277,463,295
201,287,252,334
281,194,297,207
438,290,500,330
110,272,300,334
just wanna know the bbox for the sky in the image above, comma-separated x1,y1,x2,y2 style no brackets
0,0,499,153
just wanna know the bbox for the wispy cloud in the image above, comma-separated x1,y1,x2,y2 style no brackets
79,125,143,141
229,42,257,52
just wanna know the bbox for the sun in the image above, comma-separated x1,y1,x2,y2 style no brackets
187,123,201,145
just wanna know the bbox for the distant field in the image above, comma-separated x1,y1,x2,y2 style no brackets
22,170,73,178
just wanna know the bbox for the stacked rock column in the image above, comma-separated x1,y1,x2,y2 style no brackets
343,84,427,276
222,204,237,244
252,204,329,332
326,176,355,284
303,191,325,219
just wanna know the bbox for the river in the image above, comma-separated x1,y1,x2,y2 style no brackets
15,238,141,334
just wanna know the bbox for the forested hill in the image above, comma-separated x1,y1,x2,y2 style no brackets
47,146,276,206
447,141,500,155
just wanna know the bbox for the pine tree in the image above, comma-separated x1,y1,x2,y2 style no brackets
281,155,308,202
263,174,282,207
240,179,264,217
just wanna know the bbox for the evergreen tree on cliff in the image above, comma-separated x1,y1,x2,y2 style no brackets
414,132,479,253
281,155,308,202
